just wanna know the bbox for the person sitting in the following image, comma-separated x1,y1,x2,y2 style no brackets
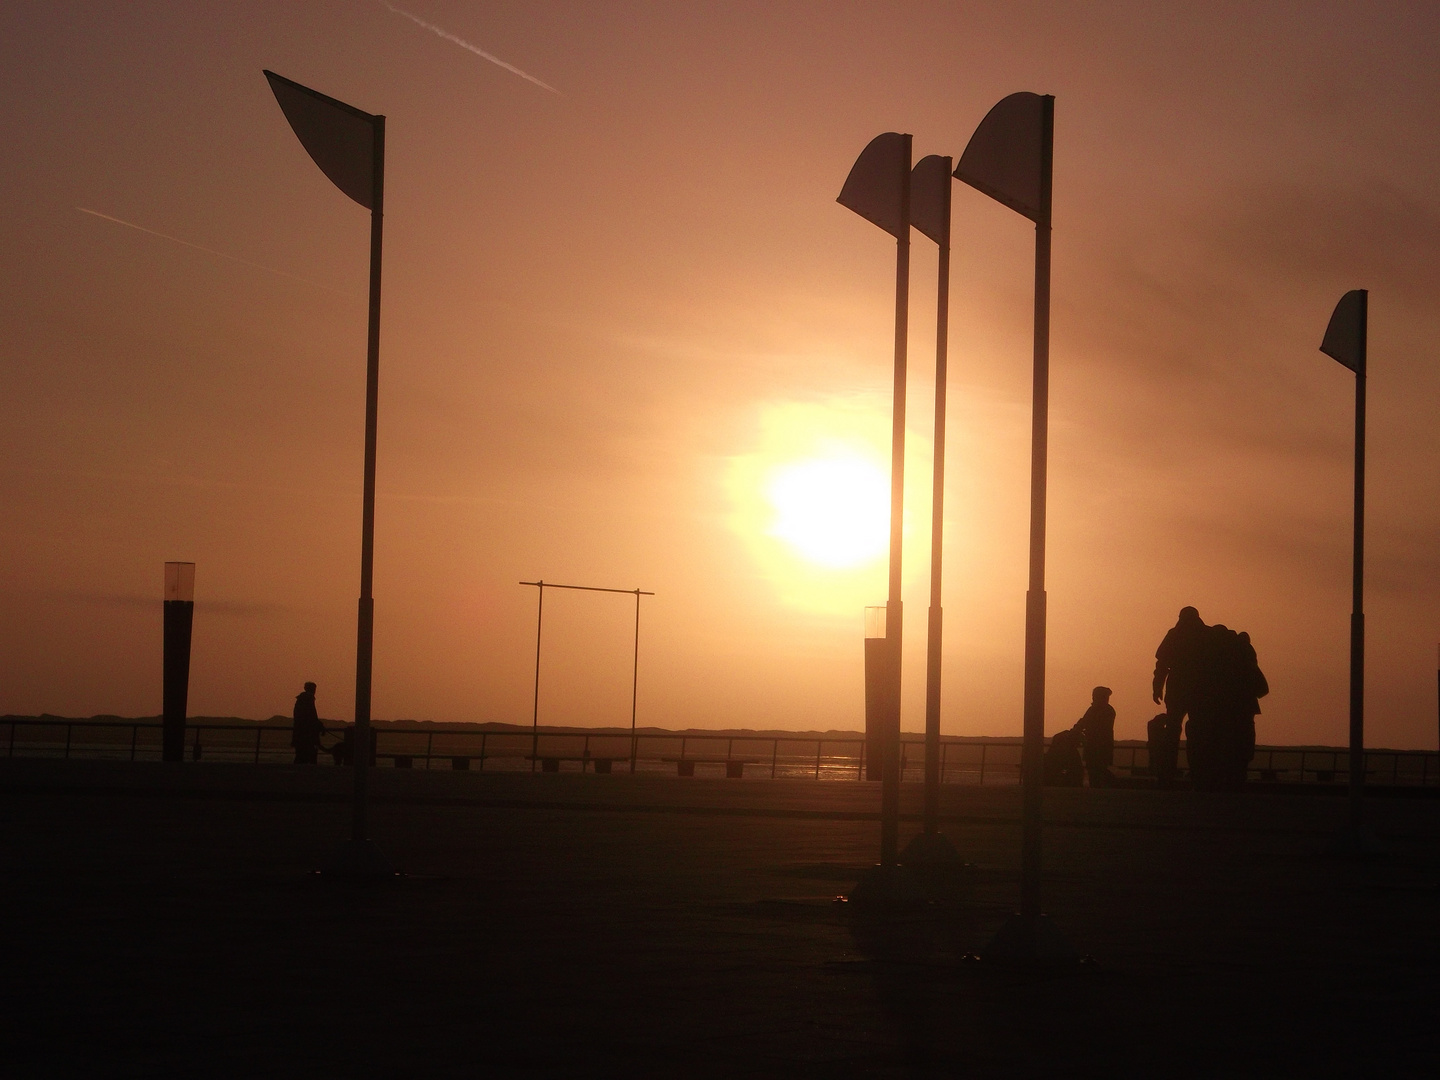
1043,728,1085,787
1075,686,1116,788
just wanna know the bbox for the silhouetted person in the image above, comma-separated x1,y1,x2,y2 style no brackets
1043,728,1084,787
1187,623,1268,791
1152,607,1207,786
1222,631,1268,789
1075,686,1116,787
291,681,324,765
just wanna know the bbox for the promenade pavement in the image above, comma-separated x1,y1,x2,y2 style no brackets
2,759,1437,1077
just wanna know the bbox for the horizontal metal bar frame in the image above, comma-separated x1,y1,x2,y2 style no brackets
520,581,654,596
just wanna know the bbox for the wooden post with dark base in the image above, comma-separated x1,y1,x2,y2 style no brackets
162,562,195,763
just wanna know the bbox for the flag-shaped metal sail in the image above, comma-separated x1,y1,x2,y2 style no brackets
265,71,381,209
838,132,911,870
955,92,1064,956
265,70,389,877
1321,289,1369,840
906,154,956,859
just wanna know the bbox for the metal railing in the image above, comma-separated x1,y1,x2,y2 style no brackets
3,718,1437,787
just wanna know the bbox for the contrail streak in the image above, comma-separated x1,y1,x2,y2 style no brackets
380,1,561,95
76,208,344,295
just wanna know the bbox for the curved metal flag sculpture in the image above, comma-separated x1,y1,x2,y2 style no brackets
907,154,955,854
838,132,911,868
1320,289,1368,840
265,70,389,876
956,92,1061,955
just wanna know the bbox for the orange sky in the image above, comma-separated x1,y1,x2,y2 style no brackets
3,1,1439,748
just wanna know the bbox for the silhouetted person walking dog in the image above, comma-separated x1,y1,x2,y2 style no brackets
1075,686,1116,787
1152,607,1207,786
291,682,325,765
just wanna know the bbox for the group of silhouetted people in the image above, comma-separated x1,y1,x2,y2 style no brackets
1048,606,1268,791
1151,606,1268,790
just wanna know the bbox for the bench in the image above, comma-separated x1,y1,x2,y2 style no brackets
525,754,621,774
379,754,483,771
661,757,761,779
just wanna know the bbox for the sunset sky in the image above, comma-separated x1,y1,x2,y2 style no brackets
3,1,1440,748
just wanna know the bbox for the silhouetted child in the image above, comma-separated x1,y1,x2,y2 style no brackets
1075,686,1116,788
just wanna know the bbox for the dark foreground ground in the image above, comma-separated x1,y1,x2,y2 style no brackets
1,761,1437,1078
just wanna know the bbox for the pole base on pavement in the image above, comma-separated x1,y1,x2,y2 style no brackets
978,913,1082,966
900,831,963,867
1327,825,1385,860
320,838,396,882
846,864,929,909
899,831,972,899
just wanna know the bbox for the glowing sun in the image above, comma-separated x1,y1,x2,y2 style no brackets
764,453,889,568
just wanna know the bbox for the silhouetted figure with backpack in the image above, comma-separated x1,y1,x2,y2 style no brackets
291,682,325,765
1226,631,1268,789
1152,607,1207,786
1188,624,1269,790
1075,686,1116,787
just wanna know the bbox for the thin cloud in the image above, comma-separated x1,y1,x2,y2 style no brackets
76,208,343,295
380,1,561,95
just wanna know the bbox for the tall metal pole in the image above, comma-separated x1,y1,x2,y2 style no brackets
1348,294,1367,829
880,134,912,869
531,582,544,772
1020,97,1054,921
923,175,951,837
631,589,641,772
352,115,384,845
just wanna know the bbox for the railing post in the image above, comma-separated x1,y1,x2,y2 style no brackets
254,726,262,764
980,743,987,786
11,719,19,758
771,739,778,779
426,731,434,770
857,738,864,780
815,739,822,780
940,739,947,784
584,734,590,772
65,722,72,760
479,731,487,773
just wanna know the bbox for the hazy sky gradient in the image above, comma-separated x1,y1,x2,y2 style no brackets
3,1,1439,748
